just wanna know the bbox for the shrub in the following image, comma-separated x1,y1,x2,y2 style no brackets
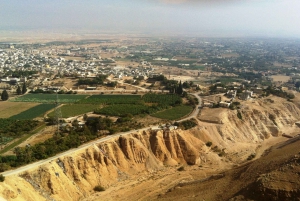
206,141,212,147
247,153,256,160
177,166,185,171
0,174,5,182
237,110,242,120
93,185,105,192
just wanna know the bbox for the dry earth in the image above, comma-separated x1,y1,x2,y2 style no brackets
1,96,300,201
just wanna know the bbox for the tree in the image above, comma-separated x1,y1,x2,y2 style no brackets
0,174,5,182
22,82,27,94
177,80,183,95
16,85,22,95
1,90,8,101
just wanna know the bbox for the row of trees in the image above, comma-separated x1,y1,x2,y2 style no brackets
1,83,27,101
16,83,27,95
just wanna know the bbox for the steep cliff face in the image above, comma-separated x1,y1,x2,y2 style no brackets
0,130,209,201
1,97,299,201
196,97,300,152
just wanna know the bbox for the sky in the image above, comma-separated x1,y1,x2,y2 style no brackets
0,0,300,37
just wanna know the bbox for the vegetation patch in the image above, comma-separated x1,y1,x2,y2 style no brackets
93,185,105,192
0,118,40,150
95,104,149,116
206,141,213,147
0,174,5,182
247,153,256,160
174,118,197,130
142,93,182,106
10,94,87,103
0,123,45,155
0,102,39,118
151,105,193,120
237,110,243,120
9,104,56,120
177,166,185,171
48,104,100,118
78,95,142,104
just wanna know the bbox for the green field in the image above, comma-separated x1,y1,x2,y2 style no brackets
10,94,88,103
78,95,142,104
48,104,101,118
9,104,56,120
142,93,181,105
151,105,193,120
95,104,149,116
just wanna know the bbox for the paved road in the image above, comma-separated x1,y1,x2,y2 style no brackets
2,93,202,177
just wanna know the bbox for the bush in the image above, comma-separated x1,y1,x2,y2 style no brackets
247,153,256,160
93,185,105,192
206,141,212,147
177,166,185,171
237,110,243,120
0,174,5,182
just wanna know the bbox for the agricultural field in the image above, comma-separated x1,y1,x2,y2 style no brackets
10,94,88,103
151,105,193,120
95,104,149,116
142,93,181,105
0,102,39,118
9,104,56,120
48,104,101,118
78,94,142,104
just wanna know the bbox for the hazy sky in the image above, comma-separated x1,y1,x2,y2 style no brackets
0,0,299,37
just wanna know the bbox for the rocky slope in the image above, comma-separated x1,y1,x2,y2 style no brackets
1,96,300,201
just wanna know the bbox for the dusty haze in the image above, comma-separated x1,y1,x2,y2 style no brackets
0,0,299,37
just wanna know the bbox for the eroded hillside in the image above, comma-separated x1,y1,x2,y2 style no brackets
1,96,300,201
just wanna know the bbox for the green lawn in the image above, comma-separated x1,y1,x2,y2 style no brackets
151,105,193,120
48,104,101,118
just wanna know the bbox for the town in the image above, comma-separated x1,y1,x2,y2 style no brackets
0,37,299,107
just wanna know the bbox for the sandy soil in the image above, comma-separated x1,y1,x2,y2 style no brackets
84,158,231,201
157,135,300,201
